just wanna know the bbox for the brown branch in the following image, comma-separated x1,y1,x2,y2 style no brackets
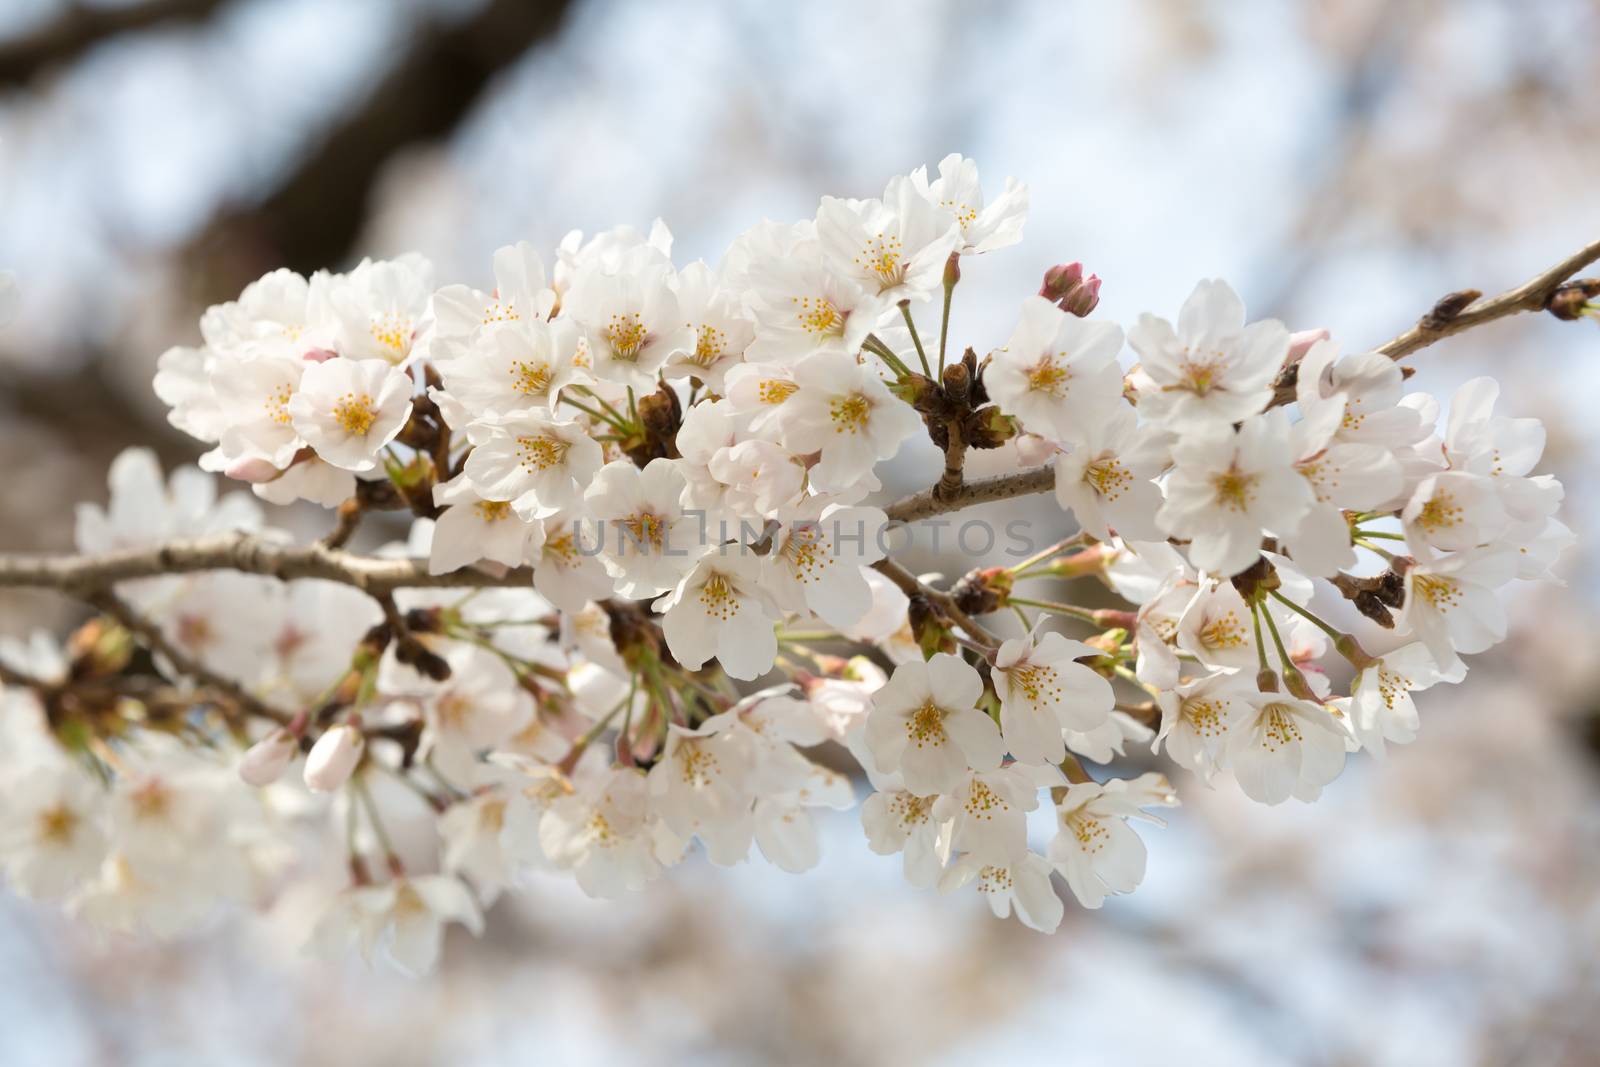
322,498,366,549
0,532,535,597
1375,237,1600,360
0,0,226,87
190,0,575,283
873,558,1001,652
885,465,1056,525
87,587,290,725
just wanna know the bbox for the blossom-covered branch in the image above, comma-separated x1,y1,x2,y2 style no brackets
0,157,1585,970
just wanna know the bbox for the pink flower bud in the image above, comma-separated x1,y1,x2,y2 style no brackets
225,457,283,484
1061,274,1101,317
304,724,365,793
238,728,297,787
1039,263,1101,316
1039,262,1084,301
1286,328,1330,363
302,347,339,364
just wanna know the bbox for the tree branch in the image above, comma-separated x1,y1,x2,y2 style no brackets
873,558,1001,652
0,0,226,87
190,0,575,282
0,532,534,597
87,587,290,725
1375,236,1600,360
885,465,1056,524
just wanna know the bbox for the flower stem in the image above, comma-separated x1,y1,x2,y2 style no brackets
900,303,932,377
863,333,913,378
1267,589,1343,644
938,277,955,374
560,393,630,433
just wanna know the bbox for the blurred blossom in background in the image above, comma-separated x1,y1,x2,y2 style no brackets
2,0,1599,1063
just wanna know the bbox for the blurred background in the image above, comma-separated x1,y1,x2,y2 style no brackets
2,0,1599,1063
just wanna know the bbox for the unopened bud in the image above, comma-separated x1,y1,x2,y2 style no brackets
943,251,961,288
966,405,1018,449
1040,262,1083,301
304,722,364,792
1546,279,1600,322
239,728,298,787
1040,263,1101,317
888,372,941,413
226,457,283,484
1281,668,1316,702
953,566,1012,616
302,347,339,364
1044,545,1113,580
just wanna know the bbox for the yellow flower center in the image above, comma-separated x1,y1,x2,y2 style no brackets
1182,697,1227,738
1211,470,1258,512
474,500,512,522
333,392,378,436
516,433,571,473
1084,456,1132,499
1200,609,1247,650
369,313,412,359
1259,702,1305,751
792,294,844,337
603,312,648,360
906,701,948,748
780,524,833,584
620,511,666,551
679,744,720,788
830,393,872,434
1416,489,1463,532
699,572,739,621
511,361,552,397
1065,810,1109,853
1026,355,1071,397
690,323,727,367
1008,662,1062,705
757,378,798,405
1413,573,1460,612
265,383,293,426
36,804,79,846
855,232,907,290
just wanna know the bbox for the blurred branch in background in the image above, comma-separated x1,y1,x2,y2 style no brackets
0,0,225,86
187,0,576,295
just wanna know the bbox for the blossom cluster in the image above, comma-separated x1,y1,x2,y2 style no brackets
0,156,1571,970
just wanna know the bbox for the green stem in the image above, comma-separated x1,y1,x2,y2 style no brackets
900,304,931,377
1007,596,1102,624
560,394,630,433
1268,589,1344,645
863,333,913,378
1259,601,1295,674
938,278,955,374
1353,529,1407,541
1250,599,1271,676
1009,535,1086,577
353,774,401,869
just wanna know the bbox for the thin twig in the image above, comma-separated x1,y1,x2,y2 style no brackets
884,465,1055,524
88,588,291,725
872,558,1001,652
1375,237,1600,360
0,532,536,596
